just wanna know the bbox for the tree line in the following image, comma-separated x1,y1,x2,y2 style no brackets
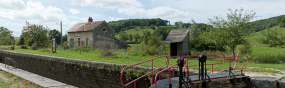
108,18,169,33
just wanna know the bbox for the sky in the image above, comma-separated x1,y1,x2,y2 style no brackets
0,0,284,37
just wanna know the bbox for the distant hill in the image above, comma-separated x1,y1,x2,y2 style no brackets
108,18,169,33
14,37,20,40
250,15,285,32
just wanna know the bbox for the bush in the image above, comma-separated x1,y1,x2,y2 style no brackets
31,46,37,50
20,45,28,49
10,46,14,50
239,41,252,55
190,38,226,51
99,49,116,57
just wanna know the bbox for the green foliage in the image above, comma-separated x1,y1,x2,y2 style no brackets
99,49,117,57
62,34,67,42
251,54,285,64
18,37,25,45
239,45,252,55
21,22,49,47
20,45,28,49
133,34,140,43
152,28,170,40
260,27,285,47
190,33,226,51
208,8,256,56
48,29,61,44
118,31,128,42
250,15,285,32
10,46,14,50
0,26,14,45
108,18,169,33
141,31,151,44
136,31,167,55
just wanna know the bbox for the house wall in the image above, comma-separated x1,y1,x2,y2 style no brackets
93,22,116,49
175,33,190,56
93,21,115,39
67,31,93,47
67,21,129,49
182,33,190,55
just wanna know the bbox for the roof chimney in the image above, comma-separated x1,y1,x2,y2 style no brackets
88,17,93,22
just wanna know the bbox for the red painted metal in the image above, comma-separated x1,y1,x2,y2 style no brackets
134,81,136,88
120,56,169,87
184,54,226,74
154,62,180,88
151,59,153,85
120,52,249,88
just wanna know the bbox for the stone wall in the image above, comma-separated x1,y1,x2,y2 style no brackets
0,50,154,88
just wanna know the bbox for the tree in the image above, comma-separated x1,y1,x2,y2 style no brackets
22,22,49,47
118,31,128,42
260,26,285,47
128,34,133,42
48,29,61,44
208,8,256,56
62,34,67,42
134,34,140,43
189,19,202,40
141,31,151,44
0,26,14,45
279,17,285,28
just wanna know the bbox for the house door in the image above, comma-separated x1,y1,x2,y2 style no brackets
78,38,80,46
170,43,177,56
70,38,74,47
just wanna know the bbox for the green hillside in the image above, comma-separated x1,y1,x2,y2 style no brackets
115,27,155,39
250,15,285,32
244,26,285,55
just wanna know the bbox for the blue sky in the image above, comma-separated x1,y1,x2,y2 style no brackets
0,0,284,37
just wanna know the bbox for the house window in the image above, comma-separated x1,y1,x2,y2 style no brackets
70,38,74,47
103,29,107,33
86,38,89,46
78,38,80,46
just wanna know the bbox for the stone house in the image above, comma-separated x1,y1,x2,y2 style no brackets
67,17,130,49
165,29,190,56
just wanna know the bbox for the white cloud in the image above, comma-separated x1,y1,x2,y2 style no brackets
1,22,25,37
146,6,193,23
0,0,78,36
105,16,125,22
69,8,80,14
0,1,69,23
71,0,144,16
0,0,25,10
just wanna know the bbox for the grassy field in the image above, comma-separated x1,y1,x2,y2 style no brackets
0,45,284,74
0,26,285,73
244,26,285,55
0,71,38,88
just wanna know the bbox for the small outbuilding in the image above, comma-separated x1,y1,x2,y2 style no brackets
165,29,190,56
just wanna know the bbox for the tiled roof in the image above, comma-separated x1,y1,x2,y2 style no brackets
165,29,189,43
67,21,104,32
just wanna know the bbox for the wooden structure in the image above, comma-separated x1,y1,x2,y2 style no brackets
165,29,190,56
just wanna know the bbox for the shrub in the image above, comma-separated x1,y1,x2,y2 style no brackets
31,46,37,50
20,45,28,49
10,46,14,50
239,41,252,55
99,49,116,57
